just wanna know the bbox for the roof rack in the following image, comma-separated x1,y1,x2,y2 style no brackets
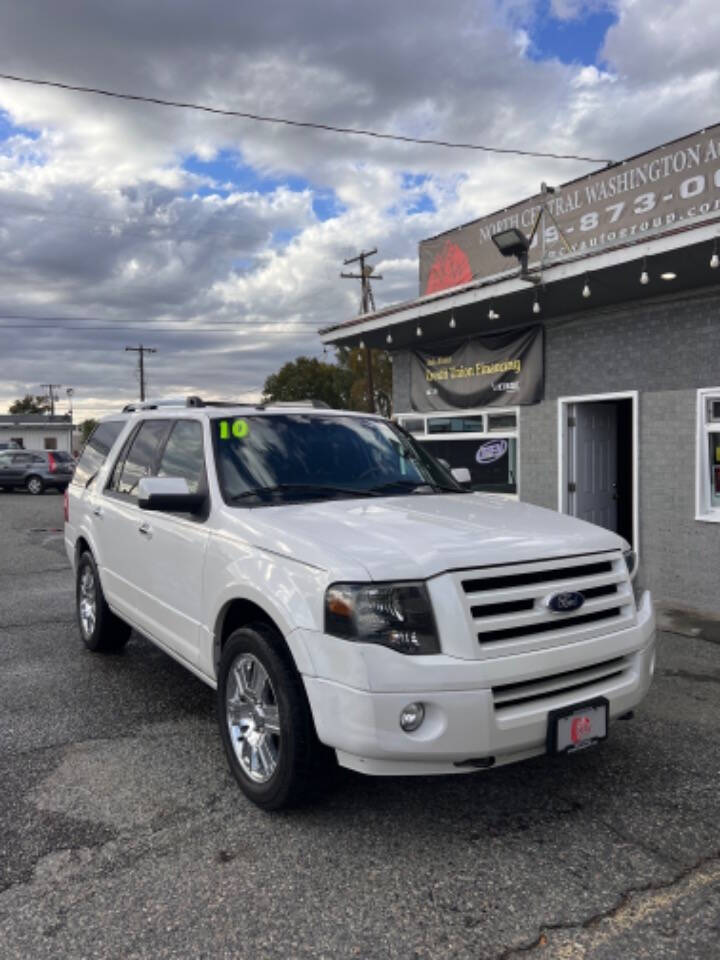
122,395,332,412
121,395,205,412
265,400,330,409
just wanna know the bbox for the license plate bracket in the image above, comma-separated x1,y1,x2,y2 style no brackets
547,696,609,755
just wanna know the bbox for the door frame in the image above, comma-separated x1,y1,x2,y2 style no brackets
557,391,639,553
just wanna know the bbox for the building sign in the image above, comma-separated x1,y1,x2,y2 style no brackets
410,326,543,411
419,123,720,294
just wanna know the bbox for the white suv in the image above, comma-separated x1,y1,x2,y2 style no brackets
65,398,655,809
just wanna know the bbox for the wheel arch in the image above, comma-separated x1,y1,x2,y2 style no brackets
212,597,313,679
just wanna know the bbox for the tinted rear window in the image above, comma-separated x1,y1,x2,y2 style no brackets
53,451,73,462
73,421,126,487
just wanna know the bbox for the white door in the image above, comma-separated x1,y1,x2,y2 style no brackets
572,402,618,532
100,418,210,668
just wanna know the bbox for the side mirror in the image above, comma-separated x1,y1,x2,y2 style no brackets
451,467,471,485
137,476,206,514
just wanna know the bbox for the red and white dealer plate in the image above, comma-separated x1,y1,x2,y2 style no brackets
547,697,609,754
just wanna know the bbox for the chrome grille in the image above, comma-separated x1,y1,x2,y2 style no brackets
459,552,634,651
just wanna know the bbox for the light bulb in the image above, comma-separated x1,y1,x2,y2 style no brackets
416,325,422,337
532,298,541,315
640,270,649,285
359,340,365,349
582,282,591,298
449,314,456,329
386,332,393,345
711,253,719,269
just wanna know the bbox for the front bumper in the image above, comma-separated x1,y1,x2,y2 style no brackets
302,590,656,776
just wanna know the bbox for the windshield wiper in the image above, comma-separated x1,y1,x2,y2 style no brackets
368,480,468,495
228,483,384,503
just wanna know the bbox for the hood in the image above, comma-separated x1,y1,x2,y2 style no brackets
227,493,625,581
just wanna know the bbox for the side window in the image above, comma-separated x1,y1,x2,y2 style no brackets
113,420,172,498
73,420,126,487
157,420,206,493
13,453,33,464
697,390,720,519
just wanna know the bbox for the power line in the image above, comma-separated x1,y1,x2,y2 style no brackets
0,324,320,332
0,72,614,164
0,313,322,329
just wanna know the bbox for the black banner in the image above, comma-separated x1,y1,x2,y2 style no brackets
410,326,543,411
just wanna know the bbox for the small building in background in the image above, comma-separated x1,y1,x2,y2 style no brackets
0,414,73,452
321,122,720,620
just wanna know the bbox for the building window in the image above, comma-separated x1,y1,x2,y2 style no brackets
395,408,519,494
44,437,58,450
696,389,720,521
427,415,486,434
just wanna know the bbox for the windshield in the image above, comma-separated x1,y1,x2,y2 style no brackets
212,414,465,505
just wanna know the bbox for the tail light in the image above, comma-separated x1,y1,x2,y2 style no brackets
63,488,69,523
48,453,57,473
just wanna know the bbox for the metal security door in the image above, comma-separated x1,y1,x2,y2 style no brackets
571,402,618,532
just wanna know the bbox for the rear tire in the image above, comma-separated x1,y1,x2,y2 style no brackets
76,551,131,653
26,475,44,495
217,624,330,810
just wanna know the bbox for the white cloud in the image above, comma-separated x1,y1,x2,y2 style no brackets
0,0,718,417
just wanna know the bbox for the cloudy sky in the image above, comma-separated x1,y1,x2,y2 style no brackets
1,0,718,420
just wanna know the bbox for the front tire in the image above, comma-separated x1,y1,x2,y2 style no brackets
218,624,325,810
76,551,131,653
26,475,44,495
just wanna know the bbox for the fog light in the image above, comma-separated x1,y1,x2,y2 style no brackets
399,702,425,733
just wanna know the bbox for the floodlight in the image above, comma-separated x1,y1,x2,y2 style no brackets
492,228,530,258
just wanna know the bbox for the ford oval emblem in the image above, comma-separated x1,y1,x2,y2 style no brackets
547,591,585,613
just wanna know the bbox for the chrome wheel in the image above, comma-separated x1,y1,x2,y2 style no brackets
26,476,43,495
226,653,281,784
79,567,97,638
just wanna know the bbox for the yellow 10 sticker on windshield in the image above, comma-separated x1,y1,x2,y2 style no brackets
219,419,249,440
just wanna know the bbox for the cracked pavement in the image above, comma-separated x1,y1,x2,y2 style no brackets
1,492,719,959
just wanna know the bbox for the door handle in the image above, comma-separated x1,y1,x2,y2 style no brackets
138,522,153,538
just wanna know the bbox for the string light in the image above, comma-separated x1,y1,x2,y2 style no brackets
711,239,719,269
359,339,365,349
449,312,456,329
640,258,649,285
416,324,423,337
488,305,500,320
532,294,541,315
386,332,393,345
582,276,591,298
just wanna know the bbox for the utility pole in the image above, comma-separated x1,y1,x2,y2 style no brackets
40,384,62,417
125,345,157,402
341,248,383,413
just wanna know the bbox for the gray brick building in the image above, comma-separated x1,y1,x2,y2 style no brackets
322,125,720,618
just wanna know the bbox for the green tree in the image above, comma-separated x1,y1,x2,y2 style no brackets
8,394,51,414
78,418,99,445
262,356,354,409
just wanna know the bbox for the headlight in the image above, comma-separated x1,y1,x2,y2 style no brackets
623,548,637,579
324,582,440,655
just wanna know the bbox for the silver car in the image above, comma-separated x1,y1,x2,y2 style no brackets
0,450,75,494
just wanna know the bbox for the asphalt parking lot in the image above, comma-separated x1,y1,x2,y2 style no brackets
1,491,719,959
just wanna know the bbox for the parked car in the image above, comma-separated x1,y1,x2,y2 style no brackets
65,398,655,810
0,449,75,494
